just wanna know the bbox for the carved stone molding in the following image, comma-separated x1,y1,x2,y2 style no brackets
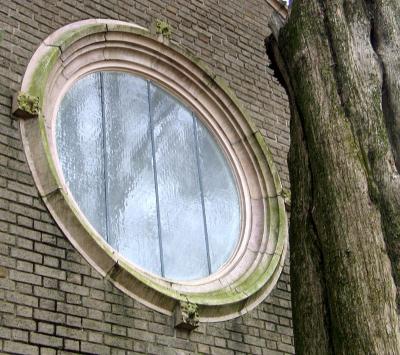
19,19,288,322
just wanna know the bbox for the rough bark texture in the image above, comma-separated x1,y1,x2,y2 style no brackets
267,1,400,354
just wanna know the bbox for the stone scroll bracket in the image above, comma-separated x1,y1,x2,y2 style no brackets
155,19,172,38
173,301,199,331
154,19,172,44
12,91,40,119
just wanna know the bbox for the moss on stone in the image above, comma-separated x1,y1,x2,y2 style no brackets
178,301,199,329
155,19,172,38
281,187,291,207
28,47,60,106
16,92,40,116
255,131,284,195
23,20,288,320
0,266,7,278
49,23,107,51
38,114,63,189
106,23,148,36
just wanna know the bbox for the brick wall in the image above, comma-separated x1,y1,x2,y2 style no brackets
0,1,293,354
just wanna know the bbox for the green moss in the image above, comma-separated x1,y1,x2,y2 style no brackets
179,301,199,328
281,188,291,206
186,230,287,305
115,257,185,301
17,92,40,116
38,114,62,189
254,131,284,195
106,23,149,36
28,47,60,105
0,266,7,278
27,24,109,105
25,21,288,315
155,19,172,38
186,288,247,306
232,254,282,297
50,23,107,51
276,196,289,253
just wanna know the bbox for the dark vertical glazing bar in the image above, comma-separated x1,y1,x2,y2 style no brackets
193,114,212,275
148,81,165,277
99,72,110,243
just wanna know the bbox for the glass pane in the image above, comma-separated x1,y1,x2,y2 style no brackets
56,73,107,238
57,71,241,281
103,72,161,276
197,120,240,272
150,84,209,280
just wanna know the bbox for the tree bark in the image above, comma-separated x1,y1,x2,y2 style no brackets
266,1,400,354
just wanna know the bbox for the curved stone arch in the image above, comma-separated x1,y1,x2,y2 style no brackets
18,19,288,322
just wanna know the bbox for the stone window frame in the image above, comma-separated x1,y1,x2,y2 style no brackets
17,19,288,322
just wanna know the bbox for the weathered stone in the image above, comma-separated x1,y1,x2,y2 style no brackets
0,266,8,278
174,301,199,330
155,19,172,38
12,92,40,119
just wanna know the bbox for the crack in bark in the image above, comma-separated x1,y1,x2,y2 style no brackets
367,1,400,172
317,0,373,182
309,211,335,355
267,14,335,353
361,0,400,310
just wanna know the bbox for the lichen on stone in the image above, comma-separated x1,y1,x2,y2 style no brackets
0,266,8,278
13,91,40,118
18,92,40,114
182,301,199,324
281,188,291,209
175,301,199,330
155,19,172,38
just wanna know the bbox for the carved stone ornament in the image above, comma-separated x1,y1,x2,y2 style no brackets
174,301,199,330
18,19,288,322
12,92,40,119
155,19,172,38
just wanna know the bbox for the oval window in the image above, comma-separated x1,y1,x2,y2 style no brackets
19,19,288,321
56,71,241,281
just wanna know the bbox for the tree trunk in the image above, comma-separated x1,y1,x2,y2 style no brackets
266,1,400,354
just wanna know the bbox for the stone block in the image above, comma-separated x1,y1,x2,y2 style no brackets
11,92,39,119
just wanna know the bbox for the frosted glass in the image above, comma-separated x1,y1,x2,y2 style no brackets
150,84,209,280
56,71,241,281
102,72,161,275
197,120,240,272
56,73,107,238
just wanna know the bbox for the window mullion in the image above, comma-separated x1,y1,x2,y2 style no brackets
193,114,212,275
148,81,165,277
99,72,111,244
